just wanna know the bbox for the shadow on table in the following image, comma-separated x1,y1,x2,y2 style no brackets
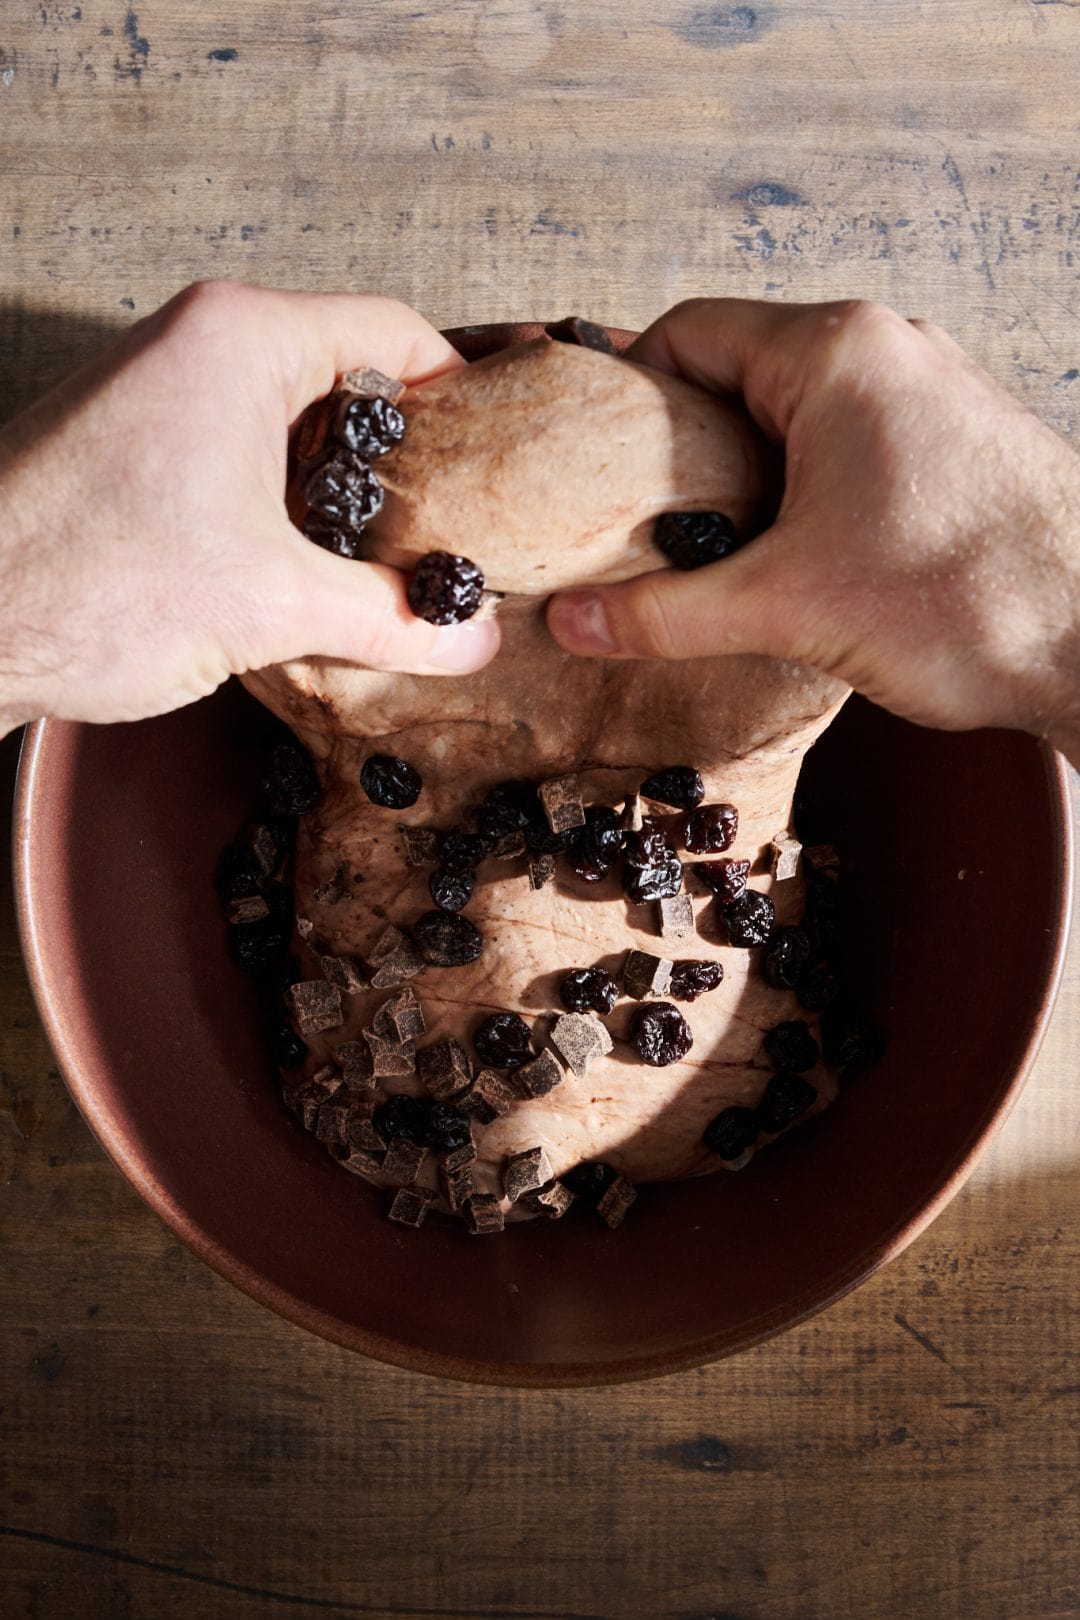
0,301,124,425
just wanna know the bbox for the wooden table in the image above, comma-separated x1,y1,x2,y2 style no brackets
1,4,1077,1615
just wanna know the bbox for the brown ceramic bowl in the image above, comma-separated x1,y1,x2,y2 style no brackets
14,326,1074,1386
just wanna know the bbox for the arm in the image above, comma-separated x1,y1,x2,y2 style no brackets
547,298,1080,769
0,281,499,738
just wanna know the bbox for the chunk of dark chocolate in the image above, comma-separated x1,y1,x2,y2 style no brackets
657,893,695,941
361,1029,416,1079
544,316,616,353
382,1136,427,1186
522,1179,576,1220
367,924,425,988
770,833,802,882
320,954,368,994
313,863,350,905
416,1037,473,1101
372,986,426,1044
550,1012,613,1078
315,1097,352,1149
226,893,269,925
514,1049,565,1099
398,825,441,867
503,1146,554,1203
285,979,344,1035
537,773,586,834
388,1186,434,1228
283,1066,342,1131
464,1192,504,1235
596,1173,637,1229
459,1068,517,1122
335,1147,383,1179
340,364,406,405
440,1164,474,1213
622,949,673,1000
528,853,556,890
345,1111,386,1153
336,1040,374,1088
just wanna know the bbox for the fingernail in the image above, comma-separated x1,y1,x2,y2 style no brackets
424,618,501,672
550,592,616,653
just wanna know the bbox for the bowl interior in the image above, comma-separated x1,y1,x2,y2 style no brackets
18,687,1070,1384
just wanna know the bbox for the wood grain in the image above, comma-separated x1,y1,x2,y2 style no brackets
1,2,1078,1616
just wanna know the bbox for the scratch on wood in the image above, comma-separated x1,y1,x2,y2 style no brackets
894,1311,951,1367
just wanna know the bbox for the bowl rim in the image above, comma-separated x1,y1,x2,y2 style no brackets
14,714,1075,1387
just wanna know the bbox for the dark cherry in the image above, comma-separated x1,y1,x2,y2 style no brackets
373,1094,431,1144
669,960,725,1002
684,803,738,855
758,1072,817,1134
559,969,620,1015
415,911,483,967
428,866,475,913
359,753,422,809
763,1019,820,1073
703,1105,760,1159
629,1001,693,1066
406,551,485,625
722,890,775,947
654,511,744,571
638,766,705,810
763,926,812,991
473,1012,533,1070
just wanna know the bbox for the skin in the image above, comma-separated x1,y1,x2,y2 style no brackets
0,281,495,737
1,283,1078,766
546,298,1080,769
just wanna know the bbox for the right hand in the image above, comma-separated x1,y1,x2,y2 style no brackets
546,298,1080,764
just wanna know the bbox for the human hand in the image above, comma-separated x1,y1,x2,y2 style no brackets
0,281,499,735
547,299,1080,763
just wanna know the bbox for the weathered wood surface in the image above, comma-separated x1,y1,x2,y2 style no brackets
1,2,1078,1616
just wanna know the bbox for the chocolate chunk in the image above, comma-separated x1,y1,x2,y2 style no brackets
440,1164,474,1213
622,949,674,1000
596,1174,637,1229
438,1137,477,1174
770,833,802,882
464,1192,504,1234
804,843,840,871
226,893,269,925
382,1136,428,1186
537,773,586,835
522,1179,575,1220
503,1145,554,1202
544,316,616,353
528,853,557,890
361,1029,416,1078
320,954,368,994
620,793,645,834
388,1185,434,1228
460,1068,517,1122
550,1012,613,1078
285,979,344,1035
345,1111,386,1153
334,1146,384,1179
283,1066,342,1131
367,924,425,988
416,1038,473,1101
315,1097,352,1149
514,1049,565,1099
657,893,695,941
336,1040,374,1088
491,829,526,860
247,823,278,877
373,986,426,1044
398,825,440,867
340,364,406,405
313,863,349,905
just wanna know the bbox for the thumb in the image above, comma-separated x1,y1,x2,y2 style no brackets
256,532,501,677
545,526,804,664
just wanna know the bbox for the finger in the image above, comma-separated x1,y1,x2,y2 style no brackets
546,526,805,665
255,287,467,418
258,533,501,677
627,296,910,441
